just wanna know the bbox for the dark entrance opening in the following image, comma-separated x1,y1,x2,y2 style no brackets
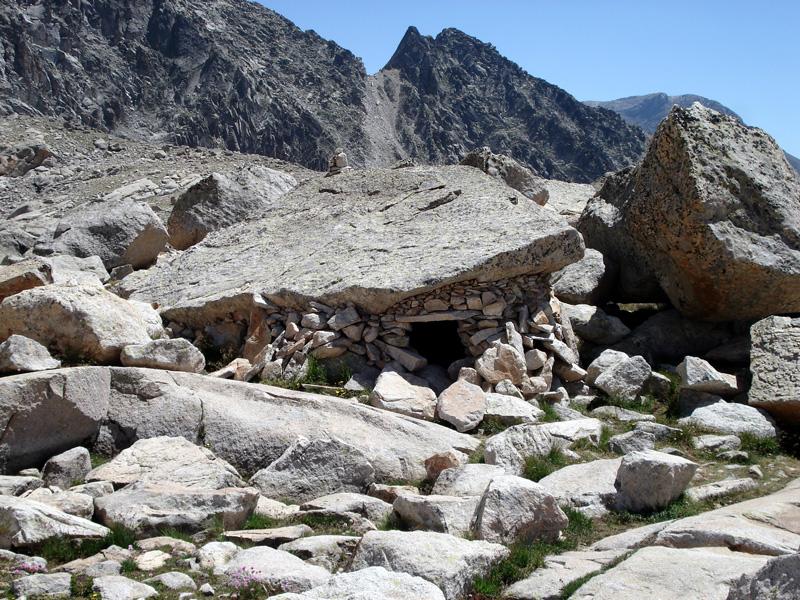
409,321,466,369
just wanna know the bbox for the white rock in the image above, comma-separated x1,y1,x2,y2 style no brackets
538,458,621,519
0,335,60,373
485,424,555,475
678,356,739,395
685,478,758,503
726,552,800,600
249,437,375,504
484,393,543,425
691,434,741,452
432,464,506,497
135,549,171,571
87,436,243,489
585,349,629,385
12,573,71,598
591,405,655,422
393,494,480,537
92,575,158,600
0,283,157,363
94,483,258,536
503,549,626,600
369,371,438,421
23,488,94,519
270,566,446,600
0,495,109,549
474,475,568,544
0,476,44,496
300,492,392,523
476,343,527,385
41,446,91,489
614,450,698,513
196,541,239,574
679,401,777,439
563,303,630,345
436,380,487,432
144,571,197,591
278,535,360,572
609,430,656,455
120,338,206,373
349,530,509,600
223,546,331,594
749,315,800,426
594,355,651,401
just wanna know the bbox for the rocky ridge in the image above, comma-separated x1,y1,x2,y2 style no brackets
0,0,646,181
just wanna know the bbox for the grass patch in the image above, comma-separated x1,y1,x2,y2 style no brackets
739,432,781,457
39,525,136,563
482,417,512,436
471,508,594,598
70,575,94,598
609,495,704,527
89,452,110,469
540,402,560,423
241,514,282,530
261,356,354,397
604,394,655,414
154,527,194,543
120,558,137,574
523,448,570,482
468,442,486,464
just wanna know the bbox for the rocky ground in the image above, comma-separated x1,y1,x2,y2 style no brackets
0,103,799,600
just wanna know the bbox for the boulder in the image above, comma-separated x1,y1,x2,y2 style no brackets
144,571,197,591
349,530,509,600
223,525,311,548
249,437,375,503
691,434,741,452
222,546,331,594
551,249,616,305
685,478,758,503
0,284,158,363
726,553,800,600
43,200,168,270
593,353,651,402
393,494,480,536
369,371,438,421
591,405,655,423
300,492,392,524
40,447,90,489
679,401,777,439
168,169,297,250
568,546,768,600
613,450,697,513
0,367,109,474
460,147,549,204
94,483,258,535
0,259,52,302
484,393,543,425
609,431,656,455
432,464,506,497
538,459,621,519
0,495,109,549
579,104,800,321
119,338,205,373
125,166,584,327
0,335,60,373
563,303,630,346
12,573,72,598
196,541,239,574
475,343,528,385
677,356,738,395
92,575,158,600
270,566,446,600
436,380,487,432
503,549,626,600
278,535,360,572
484,424,555,475
651,479,800,555
0,476,43,496
474,475,568,544
749,316,800,425
87,436,244,489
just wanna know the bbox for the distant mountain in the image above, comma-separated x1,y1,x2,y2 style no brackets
0,0,645,182
586,93,799,173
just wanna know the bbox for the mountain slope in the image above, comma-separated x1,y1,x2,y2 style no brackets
368,27,647,181
587,93,799,173
0,0,646,181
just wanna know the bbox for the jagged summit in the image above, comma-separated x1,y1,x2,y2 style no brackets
0,0,646,181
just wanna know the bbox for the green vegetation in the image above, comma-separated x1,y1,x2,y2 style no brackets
39,525,136,563
468,442,486,464
609,495,704,527
120,558,137,574
523,448,570,482
261,356,355,397
70,574,94,598
739,432,781,457
471,509,595,598
559,552,631,598
89,452,110,469
540,402,560,423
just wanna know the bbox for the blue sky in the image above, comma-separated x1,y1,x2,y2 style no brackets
261,0,799,156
